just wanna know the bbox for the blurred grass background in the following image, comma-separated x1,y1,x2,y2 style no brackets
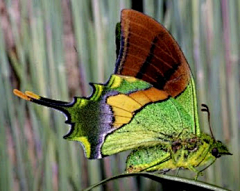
0,0,239,190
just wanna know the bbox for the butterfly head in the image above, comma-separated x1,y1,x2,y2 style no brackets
201,104,232,158
210,140,232,158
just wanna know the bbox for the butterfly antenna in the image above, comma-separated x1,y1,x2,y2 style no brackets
201,104,215,140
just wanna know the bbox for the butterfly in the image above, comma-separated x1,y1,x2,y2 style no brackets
14,9,231,176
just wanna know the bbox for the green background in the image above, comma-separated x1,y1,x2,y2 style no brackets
0,0,239,190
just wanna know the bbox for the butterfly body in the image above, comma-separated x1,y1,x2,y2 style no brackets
126,133,219,174
14,9,231,176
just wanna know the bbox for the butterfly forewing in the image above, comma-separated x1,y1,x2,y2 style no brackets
115,9,191,97
114,9,200,135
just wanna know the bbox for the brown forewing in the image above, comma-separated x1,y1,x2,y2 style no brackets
115,9,191,97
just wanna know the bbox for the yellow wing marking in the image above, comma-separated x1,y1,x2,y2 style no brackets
121,75,138,82
25,91,41,99
142,87,169,102
91,84,104,101
111,107,133,118
107,94,141,128
128,87,168,105
110,107,133,127
13,89,41,101
13,89,31,101
70,136,91,158
128,91,151,105
107,94,142,112
112,116,132,126
108,75,138,89
107,87,169,129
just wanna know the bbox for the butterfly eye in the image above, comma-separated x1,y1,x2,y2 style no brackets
211,148,220,158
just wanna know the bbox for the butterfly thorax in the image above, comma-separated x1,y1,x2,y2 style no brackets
168,133,215,170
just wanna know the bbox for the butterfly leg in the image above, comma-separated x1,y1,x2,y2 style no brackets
175,168,181,176
175,128,191,139
186,165,202,180
160,169,171,174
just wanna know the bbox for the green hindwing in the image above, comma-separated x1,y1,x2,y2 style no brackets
126,146,171,173
102,97,195,155
63,74,153,159
102,76,198,156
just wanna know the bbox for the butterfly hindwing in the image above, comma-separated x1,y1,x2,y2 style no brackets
62,74,172,158
102,94,195,156
63,73,196,158
126,145,171,173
